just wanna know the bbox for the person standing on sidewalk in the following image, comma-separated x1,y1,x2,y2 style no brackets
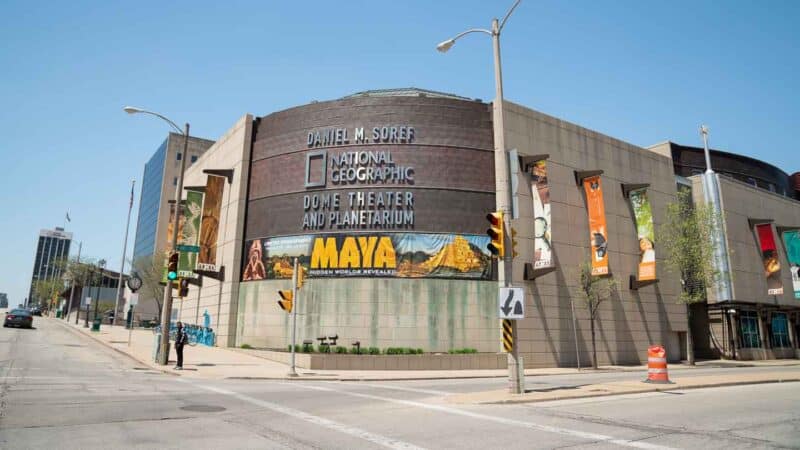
174,322,188,370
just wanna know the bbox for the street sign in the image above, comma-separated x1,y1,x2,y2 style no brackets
498,287,524,319
129,293,139,306
85,297,92,306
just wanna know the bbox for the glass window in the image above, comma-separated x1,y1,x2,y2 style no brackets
177,152,182,161
771,313,791,348
173,177,177,186
739,310,760,348
191,155,198,163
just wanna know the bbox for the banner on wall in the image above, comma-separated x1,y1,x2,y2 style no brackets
242,233,492,281
781,230,800,299
629,188,656,281
755,223,783,295
530,160,553,269
582,175,609,276
177,191,203,277
198,175,224,272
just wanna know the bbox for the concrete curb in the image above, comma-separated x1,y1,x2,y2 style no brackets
457,377,800,405
53,319,180,377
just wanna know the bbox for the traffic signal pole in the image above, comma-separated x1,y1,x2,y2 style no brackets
288,258,299,377
490,16,525,395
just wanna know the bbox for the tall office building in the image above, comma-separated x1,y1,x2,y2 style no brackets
27,227,72,306
130,132,214,319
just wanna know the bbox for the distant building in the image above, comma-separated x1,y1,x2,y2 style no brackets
0,293,8,308
130,132,214,318
27,227,72,306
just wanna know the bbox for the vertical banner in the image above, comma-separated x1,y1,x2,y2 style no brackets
629,188,656,281
583,175,609,276
755,223,783,295
178,191,203,277
781,230,800,299
530,160,553,268
198,175,224,272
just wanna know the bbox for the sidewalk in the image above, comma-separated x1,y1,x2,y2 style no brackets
53,318,800,397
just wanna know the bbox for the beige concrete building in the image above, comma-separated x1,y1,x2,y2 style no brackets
174,115,253,347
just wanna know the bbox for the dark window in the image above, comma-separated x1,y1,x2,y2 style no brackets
740,311,760,348
771,313,791,348
191,155,198,163
177,152,182,161
173,177,178,186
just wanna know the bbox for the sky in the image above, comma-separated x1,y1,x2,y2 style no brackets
0,0,798,304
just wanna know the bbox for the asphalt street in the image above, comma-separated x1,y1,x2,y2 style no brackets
1,318,798,449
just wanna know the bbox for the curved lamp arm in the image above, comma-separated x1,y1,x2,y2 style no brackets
123,106,184,135
499,0,522,32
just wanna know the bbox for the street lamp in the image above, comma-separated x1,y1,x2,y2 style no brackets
124,106,190,365
93,259,106,327
437,0,524,394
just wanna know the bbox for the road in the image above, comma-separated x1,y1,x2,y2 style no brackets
1,318,798,449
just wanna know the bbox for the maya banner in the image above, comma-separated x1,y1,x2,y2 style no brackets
583,175,609,276
530,160,553,269
178,191,203,277
755,223,783,295
781,230,800,299
242,233,492,281
629,188,656,281
198,175,224,272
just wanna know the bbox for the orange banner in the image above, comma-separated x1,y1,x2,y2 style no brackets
583,175,609,276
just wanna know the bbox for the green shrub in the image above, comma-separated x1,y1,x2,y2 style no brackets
240,343,253,349
416,348,424,355
448,348,478,354
368,347,380,355
349,347,363,355
318,344,332,353
335,346,347,354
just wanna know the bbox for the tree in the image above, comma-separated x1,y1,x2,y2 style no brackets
132,255,166,314
33,278,65,314
576,261,619,369
58,257,100,317
658,187,721,365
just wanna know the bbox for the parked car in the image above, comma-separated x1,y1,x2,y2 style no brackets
29,306,43,316
4,309,34,328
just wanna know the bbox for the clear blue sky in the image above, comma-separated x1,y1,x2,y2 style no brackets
1,1,797,304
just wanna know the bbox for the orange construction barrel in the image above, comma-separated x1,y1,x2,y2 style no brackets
643,345,672,384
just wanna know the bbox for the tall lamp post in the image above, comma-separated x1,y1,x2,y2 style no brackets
437,0,524,394
124,106,190,365
113,179,136,326
93,259,106,326
84,264,95,328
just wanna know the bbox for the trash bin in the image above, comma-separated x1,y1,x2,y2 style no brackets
91,318,101,332
56,310,62,318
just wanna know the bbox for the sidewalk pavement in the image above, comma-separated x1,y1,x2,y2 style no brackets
53,318,800,402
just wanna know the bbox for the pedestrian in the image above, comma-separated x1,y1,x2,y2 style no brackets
174,321,188,370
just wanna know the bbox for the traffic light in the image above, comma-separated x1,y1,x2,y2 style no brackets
510,227,519,258
167,252,179,280
296,267,305,289
277,289,293,313
486,211,505,258
178,278,189,297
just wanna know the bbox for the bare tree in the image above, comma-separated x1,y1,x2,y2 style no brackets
132,255,165,314
576,261,619,369
658,188,721,364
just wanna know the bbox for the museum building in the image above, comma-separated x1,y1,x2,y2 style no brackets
170,88,798,367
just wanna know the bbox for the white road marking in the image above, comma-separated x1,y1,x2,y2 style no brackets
176,379,425,450
335,382,450,396
300,383,676,450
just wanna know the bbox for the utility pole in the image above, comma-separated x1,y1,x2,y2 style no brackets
113,179,135,326
288,258,299,377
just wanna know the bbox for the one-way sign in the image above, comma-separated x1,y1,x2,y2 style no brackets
498,287,524,320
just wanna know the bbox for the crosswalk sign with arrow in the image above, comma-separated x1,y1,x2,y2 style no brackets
498,287,524,320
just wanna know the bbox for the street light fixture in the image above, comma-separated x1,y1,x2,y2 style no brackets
437,0,523,394
124,105,190,365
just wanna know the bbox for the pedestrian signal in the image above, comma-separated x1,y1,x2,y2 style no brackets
277,290,293,313
178,278,189,297
486,211,505,258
